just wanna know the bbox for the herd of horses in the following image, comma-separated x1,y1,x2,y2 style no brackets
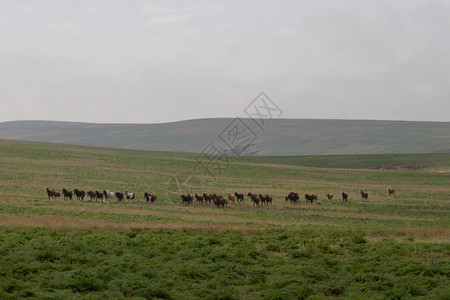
46,188,156,203
46,187,396,208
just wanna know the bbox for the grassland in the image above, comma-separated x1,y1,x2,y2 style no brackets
0,139,449,299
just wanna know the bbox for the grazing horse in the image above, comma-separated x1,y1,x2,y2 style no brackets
387,187,395,197
74,189,85,201
228,194,235,204
360,190,368,201
311,194,318,202
87,191,96,201
115,192,124,202
342,192,348,202
248,193,260,206
304,194,314,204
234,192,244,203
286,192,299,204
326,194,334,200
62,189,72,201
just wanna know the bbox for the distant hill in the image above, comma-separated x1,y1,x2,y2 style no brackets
0,119,449,155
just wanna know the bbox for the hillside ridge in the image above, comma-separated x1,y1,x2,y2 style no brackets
0,118,449,155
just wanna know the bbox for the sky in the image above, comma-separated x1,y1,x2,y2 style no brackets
0,0,449,123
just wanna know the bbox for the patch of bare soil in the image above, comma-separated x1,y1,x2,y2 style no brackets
382,164,425,171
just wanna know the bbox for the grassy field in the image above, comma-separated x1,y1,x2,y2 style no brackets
0,139,449,299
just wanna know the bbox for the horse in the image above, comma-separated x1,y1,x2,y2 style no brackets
305,194,318,204
234,192,244,203
46,188,56,200
228,194,235,204
342,192,348,202
181,194,193,206
304,194,314,204
203,193,213,205
87,191,96,201
195,193,204,205
103,190,114,202
74,189,85,201
387,187,395,197
259,194,272,206
213,196,227,208
326,194,334,200
360,190,368,201
95,191,104,202
248,193,260,206
62,189,72,201
144,192,157,203
115,192,124,202
125,191,135,202
286,192,299,204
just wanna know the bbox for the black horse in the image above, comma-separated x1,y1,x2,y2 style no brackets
115,192,124,202
234,192,244,203
342,192,348,202
62,188,72,201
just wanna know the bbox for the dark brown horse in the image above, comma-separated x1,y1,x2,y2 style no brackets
286,192,299,203
305,194,314,204
387,187,395,197
87,191,96,201
74,189,85,201
326,194,334,200
248,193,260,206
95,191,104,202
195,193,204,205
259,194,272,205
46,188,56,200
203,193,213,205
213,196,227,208
360,190,368,201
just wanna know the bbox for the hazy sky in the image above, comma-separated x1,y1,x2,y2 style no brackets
1,0,449,123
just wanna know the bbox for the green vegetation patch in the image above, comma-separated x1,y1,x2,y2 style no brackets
0,228,448,299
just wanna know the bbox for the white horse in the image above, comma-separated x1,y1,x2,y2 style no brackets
103,190,115,202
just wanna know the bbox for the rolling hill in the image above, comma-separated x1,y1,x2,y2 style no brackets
0,118,449,155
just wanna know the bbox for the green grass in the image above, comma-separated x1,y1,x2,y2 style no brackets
0,139,449,298
0,228,448,299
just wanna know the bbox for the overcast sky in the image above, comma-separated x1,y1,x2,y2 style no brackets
0,0,449,123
